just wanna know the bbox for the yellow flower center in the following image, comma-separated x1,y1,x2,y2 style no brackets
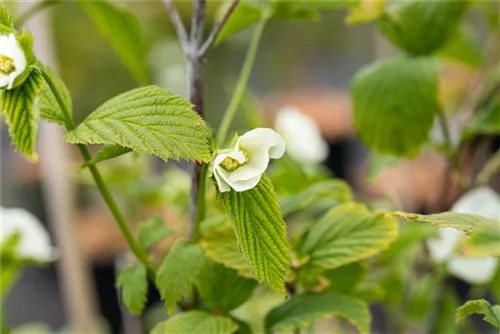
220,150,249,172
0,54,15,75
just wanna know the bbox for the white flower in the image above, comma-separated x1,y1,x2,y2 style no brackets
426,187,499,284
275,106,328,165
0,33,27,90
213,128,286,192
1,207,55,262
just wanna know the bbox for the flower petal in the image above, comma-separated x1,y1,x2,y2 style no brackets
426,227,462,263
0,33,27,89
452,187,500,220
447,257,498,284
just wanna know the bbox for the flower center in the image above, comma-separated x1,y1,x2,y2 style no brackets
220,150,249,172
0,54,16,75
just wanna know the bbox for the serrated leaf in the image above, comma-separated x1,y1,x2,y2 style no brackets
456,299,500,330
1,70,44,161
83,145,132,167
378,0,469,55
351,57,441,157
436,24,482,68
465,224,500,257
199,225,253,278
137,215,173,250
156,239,205,314
195,258,257,312
116,264,147,315
297,202,398,271
151,311,238,334
217,174,290,294
37,65,72,126
65,86,211,163
215,2,263,45
264,293,371,334
281,179,352,216
78,0,150,83
462,98,500,142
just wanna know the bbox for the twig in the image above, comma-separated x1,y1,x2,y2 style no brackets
162,0,189,52
198,0,241,57
190,0,206,48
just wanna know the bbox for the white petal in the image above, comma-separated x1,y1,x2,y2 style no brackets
447,257,498,284
0,33,27,89
1,207,55,262
275,107,328,164
452,187,500,220
426,227,462,263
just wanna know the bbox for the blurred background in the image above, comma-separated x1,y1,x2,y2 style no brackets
1,1,498,333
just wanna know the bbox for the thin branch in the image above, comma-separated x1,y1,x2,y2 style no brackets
162,0,189,52
190,0,206,48
199,0,240,57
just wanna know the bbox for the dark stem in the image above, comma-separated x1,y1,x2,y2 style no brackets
162,0,189,52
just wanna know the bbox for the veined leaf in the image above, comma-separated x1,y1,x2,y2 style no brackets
156,239,205,314
215,2,263,45
297,202,398,271
37,65,72,127
78,1,150,83
137,215,173,250
83,145,133,167
351,57,441,157
217,175,291,294
1,70,44,161
151,311,238,334
456,299,500,330
465,224,500,257
264,293,371,334
195,258,257,312
116,264,147,315
65,86,212,163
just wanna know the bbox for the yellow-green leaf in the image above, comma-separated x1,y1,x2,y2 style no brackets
465,224,500,257
151,311,238,334
116,264,147,315
137,215,173,250
37,65,72,127
456,299,500,330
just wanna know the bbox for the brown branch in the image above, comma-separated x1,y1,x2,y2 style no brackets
162,0,189,52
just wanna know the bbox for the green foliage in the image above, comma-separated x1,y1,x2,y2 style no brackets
351,57,441,157
462,98,500,142
264,293,371,334
366,153,401,183
0,3,13,28
65,86,212,163
323,262,367,294
151,311,238,334
215,2,263,44
116,264,147,315
217,175,290,294
270,1,318,21
1,70,44,161
156,239,205,314
346,0,385,25
378,0,469,55
82,145,133,167
137,216,173,250
465,224,500,257
406,274,439,321
195,258,257,312
456,299,500,330
37,65,72,127
436,24,482,68
78,0,150,83
297,202,398,271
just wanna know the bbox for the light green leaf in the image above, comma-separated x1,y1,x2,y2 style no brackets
280,179,352,216
217,174,290,295
215,2,263,44
351,57,441,157
37,65,72,126
345,0,385,25
456,299,500,330
65,86,212,163
137,215,173,250
378,0,469,55
264,293,371,334
0,3,14,28
78,0,149,83
462,98,500,142
379,224,438,260
1,70,44,161
297,202,398,271
116,264,147,315
465,224,500,257
199,225,253,278
151,311,238,334
195,258,257,312
156,239,205,314
436,24,482,68
270,2,318,20
82,145,133,168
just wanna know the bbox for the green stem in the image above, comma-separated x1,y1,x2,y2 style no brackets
216,14,269,147
193,164,208,240
437,111,459,172
14,0,60,27
39,69,155,278
477,148,500,186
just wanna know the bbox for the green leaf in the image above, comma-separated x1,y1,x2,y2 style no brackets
0,3,14,28
65,86,212,163
82,145,133,167
151,311,239,334
378,0,469,55
215,2,263,44
155,239,205,314
465,224,500,257
116,264,147,315
264,293,371,334
379,224,437,260
217,174,290,295
436,24,482,68
366,153,401,183
351,57,441,157
462,98,500,142
78,0,150,83
195,258,257,312
297,202,398,271
199,225,253,278
270,2,319,20
406,274,439,320
456,299,500,330
137,215,173,250
323,262,367,294
37,65,72,126
345,0,385,25
280,180,352,216
1,70,44,161
434,289,460,334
